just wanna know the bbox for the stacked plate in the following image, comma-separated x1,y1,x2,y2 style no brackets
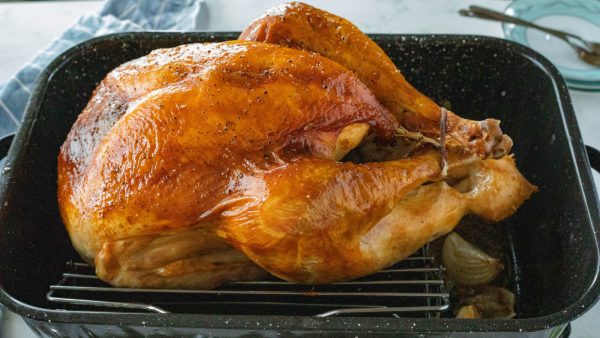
503,0,600,91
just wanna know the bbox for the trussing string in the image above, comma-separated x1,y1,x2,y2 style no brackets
395,108,449,177
396,125,441,159
439,107,448,178
396,126,441,148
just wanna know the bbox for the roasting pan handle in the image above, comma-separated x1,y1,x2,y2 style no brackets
586,145,600,173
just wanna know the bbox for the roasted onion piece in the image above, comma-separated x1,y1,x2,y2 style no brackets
457,286,516,319
456,305,482,319
442,233,504,286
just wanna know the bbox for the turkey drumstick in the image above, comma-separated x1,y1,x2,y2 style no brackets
240,2,512,158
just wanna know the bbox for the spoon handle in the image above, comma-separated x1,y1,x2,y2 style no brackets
460,5,578,43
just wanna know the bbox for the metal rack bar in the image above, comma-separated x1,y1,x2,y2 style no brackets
50,285,449,298
316,305,450,318
47,247,449,317
47,294,169,313
62,273,445,285
229,280,444,285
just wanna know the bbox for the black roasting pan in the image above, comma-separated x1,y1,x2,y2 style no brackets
0,32,599,337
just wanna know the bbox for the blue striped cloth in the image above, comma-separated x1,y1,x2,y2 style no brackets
0,0,203,139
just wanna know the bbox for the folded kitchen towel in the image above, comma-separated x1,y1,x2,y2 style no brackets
0,0,204,139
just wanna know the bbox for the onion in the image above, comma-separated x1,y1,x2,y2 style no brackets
442,232,504,286
459,286,516,319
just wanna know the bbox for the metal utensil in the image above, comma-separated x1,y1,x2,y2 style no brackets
460,5,600,66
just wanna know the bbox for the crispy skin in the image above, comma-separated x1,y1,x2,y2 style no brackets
59,4,536,289
95,227,269,289
218,154,535,283
59,41,401,287
240,2,512,158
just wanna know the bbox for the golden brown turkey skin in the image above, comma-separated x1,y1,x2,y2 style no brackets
59,41,402,287
218,153,535,283
240,2,512,158
59,6,537,289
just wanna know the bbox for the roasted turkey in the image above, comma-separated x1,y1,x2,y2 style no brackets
58,2,536,289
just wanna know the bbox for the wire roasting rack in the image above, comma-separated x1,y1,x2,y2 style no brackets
47,246,449,318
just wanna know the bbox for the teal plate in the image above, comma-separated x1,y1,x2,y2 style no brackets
503,0,600,91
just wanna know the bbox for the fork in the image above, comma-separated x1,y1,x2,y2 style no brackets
460,5,600,66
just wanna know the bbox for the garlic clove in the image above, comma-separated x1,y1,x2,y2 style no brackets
442,232,504,286
456,305,482,319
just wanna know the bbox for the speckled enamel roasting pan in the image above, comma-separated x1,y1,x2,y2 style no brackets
0,32,599,337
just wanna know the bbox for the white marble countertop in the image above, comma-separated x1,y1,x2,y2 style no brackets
0,0,598,337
